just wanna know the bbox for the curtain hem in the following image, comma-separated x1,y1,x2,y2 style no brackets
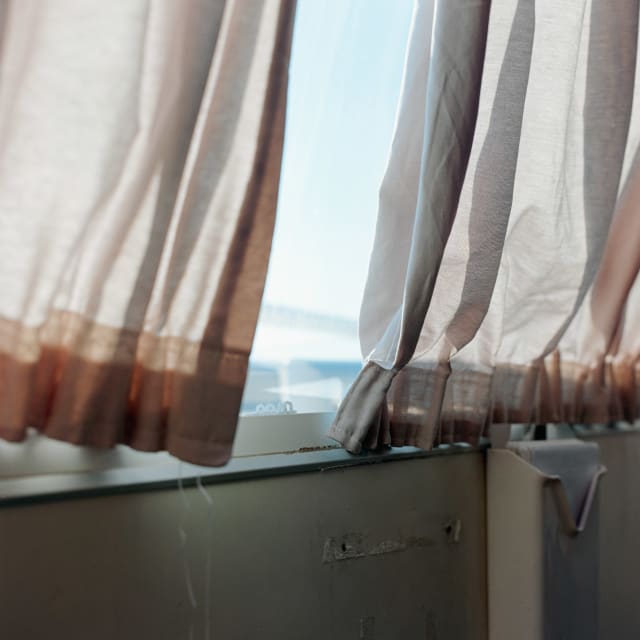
0,338,249,467
330,353,640,453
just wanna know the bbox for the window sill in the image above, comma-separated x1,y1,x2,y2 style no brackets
0,435,485,508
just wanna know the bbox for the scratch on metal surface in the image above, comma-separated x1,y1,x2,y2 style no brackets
360,616,375,639
322,532,434,563
291,445,339,454
425,612,438,639
239,444,339,458
444,519,462,544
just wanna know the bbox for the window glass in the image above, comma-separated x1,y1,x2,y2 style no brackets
243,0,414,415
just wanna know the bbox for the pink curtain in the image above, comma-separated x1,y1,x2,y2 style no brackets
0,0,296,466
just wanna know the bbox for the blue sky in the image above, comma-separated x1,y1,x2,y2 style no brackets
260,0,414,322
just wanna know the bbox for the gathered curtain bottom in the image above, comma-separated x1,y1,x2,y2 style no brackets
0,313,248,466
329,355,638,454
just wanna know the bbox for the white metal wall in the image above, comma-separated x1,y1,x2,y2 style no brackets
0,452,487,640
584,432,640,640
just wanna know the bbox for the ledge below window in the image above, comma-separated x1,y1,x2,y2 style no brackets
0,422,484,508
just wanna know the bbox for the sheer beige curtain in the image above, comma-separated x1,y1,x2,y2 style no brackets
0,0,296,466
331,0,640,452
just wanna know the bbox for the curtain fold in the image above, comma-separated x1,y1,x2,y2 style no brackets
0,0,296,466
331,0,640,453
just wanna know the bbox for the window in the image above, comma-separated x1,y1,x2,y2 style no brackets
0,1,415,481
243,0,414,416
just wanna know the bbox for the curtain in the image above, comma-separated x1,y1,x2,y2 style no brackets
0,0,296,466
330,0,640,453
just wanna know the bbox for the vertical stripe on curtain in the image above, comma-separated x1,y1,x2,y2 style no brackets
0,0,296,466
330,0,640,453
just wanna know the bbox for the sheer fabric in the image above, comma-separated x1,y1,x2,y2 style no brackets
330,0,640,452
0,0,296,465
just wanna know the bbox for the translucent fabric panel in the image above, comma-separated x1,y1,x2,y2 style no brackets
0,0,296,465
331,0,640,452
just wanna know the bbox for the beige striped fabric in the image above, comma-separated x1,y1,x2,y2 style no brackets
331,0,640,452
